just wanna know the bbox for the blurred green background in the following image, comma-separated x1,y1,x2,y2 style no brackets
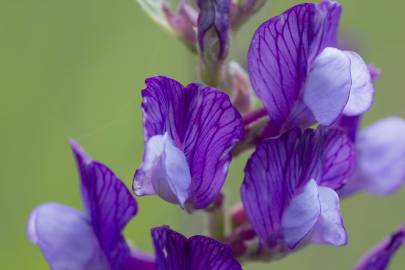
1,0,405,269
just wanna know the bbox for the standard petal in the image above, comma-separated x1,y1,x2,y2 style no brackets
138,76,243,209
71,140,138,270
241,129,322,247
151,226,190,270
303,47,351,126
318,128,355,189
281,180,321,249
339,117,405,197
334,115,361,142
27,203,109,270
151,227,241,270
343,51,374,116
188,236,242,270
354,226,405,270
248,1,341,131
310,187,347,246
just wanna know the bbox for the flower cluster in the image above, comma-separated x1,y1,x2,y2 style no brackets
28,0,405,269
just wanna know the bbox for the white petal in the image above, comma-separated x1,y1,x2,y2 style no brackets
304,47,352,125
28,203,109,270
310,187,347,246
343,51,374,116
282,180,321,249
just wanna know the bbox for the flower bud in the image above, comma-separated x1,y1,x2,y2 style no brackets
227,61,255,114
137,0,197,50
197,0,230,85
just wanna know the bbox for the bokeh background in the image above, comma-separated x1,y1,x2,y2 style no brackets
1,0,405,269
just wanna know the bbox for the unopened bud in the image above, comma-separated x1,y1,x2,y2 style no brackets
137,0,197,50
197,0,230,85
227,61,255,114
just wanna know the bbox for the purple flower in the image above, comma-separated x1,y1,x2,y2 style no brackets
27,140,155,270
354,225,405,270
151,226,242,269
248,0,374,136
338,117,405,197
133,76,244,210
240,127,354,257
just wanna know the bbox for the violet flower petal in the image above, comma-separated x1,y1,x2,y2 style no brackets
151,227,241,270
70,140,138,270
27,203,109,270
188,235,242,270
334,115,361,142
355,226,405,270
125,250,156,270
136,76,243,209
318,128,355,190
248,1,341,131
310,186,347,246
303,47,351,126
343,51,374,116
339,117,405,197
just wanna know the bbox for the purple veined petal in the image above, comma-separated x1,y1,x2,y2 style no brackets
134,133,191,207
310,186,347,246
151,226,241,270
248,1,341,132
151,226,188,270
241,129,323,248
70,140,138,270
27,203,109,270
343,51,374,116
124,250,156,270
303,47,352,126
334,115,361,142
137,76,243,209
339,117,405,197
354,225,405,270
281,180,321,249
318,128,355,189
188,236,242,270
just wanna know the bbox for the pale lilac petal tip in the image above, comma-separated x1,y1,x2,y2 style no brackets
27,203,109,270
340,117,405,197
343,51,374,116
282,180,321,249
304,47,351,126
310,187,347,246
